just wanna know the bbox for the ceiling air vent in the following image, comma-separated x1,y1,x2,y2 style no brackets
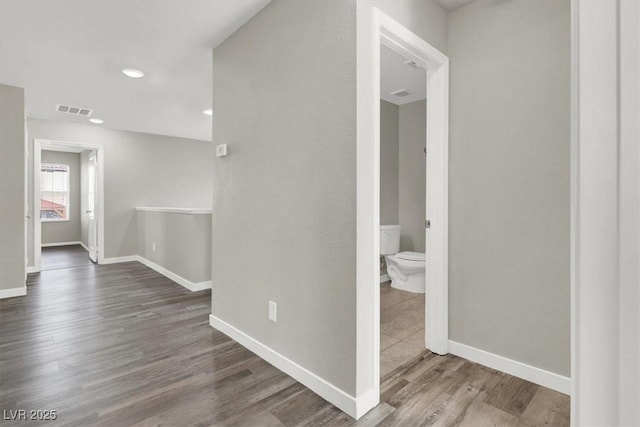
390,88,412,98
56,104,93,117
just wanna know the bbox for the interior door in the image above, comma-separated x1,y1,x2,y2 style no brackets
87,151,98,262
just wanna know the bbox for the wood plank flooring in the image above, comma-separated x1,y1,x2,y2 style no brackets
41,245,94,271
0,262,569,426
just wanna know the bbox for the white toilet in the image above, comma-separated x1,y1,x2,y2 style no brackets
380,225,426,294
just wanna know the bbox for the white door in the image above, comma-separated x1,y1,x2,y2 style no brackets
87,151,98,262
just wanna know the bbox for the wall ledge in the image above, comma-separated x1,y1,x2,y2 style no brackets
136,207,212,215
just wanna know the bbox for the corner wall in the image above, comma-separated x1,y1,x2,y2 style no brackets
0,84,25,295
211,0,358,396
448,0,571,376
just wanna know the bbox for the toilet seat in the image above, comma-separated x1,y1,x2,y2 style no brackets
397,251,425,262
387,253,425,268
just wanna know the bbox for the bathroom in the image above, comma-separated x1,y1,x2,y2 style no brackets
379,44,427,378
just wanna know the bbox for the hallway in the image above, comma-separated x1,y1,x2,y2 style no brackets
0,262,569,425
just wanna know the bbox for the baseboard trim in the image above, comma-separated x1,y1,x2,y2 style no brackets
209,314,362,418
0,286,27,299
448,340,571,395
137,256,212,292
79,242,89,252
99,255,211,292
100,255,139,264
41,241,83,248
26,266,39,274
380,274,390,283
355,388,380,419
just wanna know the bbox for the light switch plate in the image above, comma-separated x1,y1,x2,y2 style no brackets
216,144,227,157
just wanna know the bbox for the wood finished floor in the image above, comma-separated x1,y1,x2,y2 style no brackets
41,245,94,271
380,282,425,378
1,261,569,426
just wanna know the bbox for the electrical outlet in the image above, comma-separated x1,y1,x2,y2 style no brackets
152,242,156,252
269,301,277,322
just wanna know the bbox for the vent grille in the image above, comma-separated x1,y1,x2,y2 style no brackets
56,104,92,116
390,88,412,97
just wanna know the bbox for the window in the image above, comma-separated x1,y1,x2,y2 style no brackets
41,163,70,221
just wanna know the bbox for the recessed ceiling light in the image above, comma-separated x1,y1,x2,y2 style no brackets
89,118,104,124
203,108,213,116
122,68,144,78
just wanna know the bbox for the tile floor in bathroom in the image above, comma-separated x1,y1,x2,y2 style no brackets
380,281,426,378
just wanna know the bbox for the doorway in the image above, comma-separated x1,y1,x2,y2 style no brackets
32,139,104,272
379,43,428,379
355,8,449,416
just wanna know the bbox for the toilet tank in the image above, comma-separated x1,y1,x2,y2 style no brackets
380,225,401,255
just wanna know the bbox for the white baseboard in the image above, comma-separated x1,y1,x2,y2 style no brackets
448,340,571,395
41,241,83,248
79,242,89,252
137,256,212,292
380,274,390,283
102,255,211,293
355,388,380,419
26,266,39,274
209,314,367,418
100,255,139,264
0,286,27,299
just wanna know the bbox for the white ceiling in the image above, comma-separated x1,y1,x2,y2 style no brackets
434,0,476,12
380,44,426,106
0,0,271,142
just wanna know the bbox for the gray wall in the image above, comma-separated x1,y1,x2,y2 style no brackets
399,100,426,252
448,0,570,376
137,211,212,283
211,0,357,395
380,99,426,253
362,0,448,54
0,84,25,292
26,118,212,264
380,100,399,225
41,150,81,244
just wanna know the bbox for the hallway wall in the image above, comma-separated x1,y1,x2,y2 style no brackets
0,84,25,294
448,0,571,376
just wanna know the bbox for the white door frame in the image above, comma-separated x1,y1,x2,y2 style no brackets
33,138,105,271
571,0,640,424
355,7,449,416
